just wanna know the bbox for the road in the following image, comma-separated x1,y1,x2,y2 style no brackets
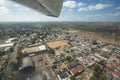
2,36,22,80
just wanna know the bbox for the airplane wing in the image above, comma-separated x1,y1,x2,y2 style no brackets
12,0,63,17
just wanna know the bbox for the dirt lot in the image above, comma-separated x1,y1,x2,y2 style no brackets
32,54,43,68
47,40,69,49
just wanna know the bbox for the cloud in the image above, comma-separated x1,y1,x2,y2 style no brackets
116,7,120,10
106,12,120,17
63,1,77,8
78,2,86,7
68,9,72,12
0,0,14,7
0,0,16,15
88,12,120,17
78,3,110,12
0,6,9,15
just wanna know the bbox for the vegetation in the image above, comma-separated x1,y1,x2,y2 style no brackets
66,56,72,62
9,61,20,71
48,48,55,55
90,64,106,80
70,76,76,80
11,47,27,71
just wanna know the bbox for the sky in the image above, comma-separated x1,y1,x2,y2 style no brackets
0,0,120,22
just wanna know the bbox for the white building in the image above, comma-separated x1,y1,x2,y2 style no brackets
5,37,18,43
23,45,46,55
0,43,15,48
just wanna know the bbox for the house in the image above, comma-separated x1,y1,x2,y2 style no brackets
101,45,115,53
57,72,70,80
94,53,107,61
113,71,120,78
70,65,84,75
104,66,120,79
107,56,120,64
54,63,67,72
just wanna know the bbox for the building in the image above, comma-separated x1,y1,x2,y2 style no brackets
12,0,63,17
104,66,120,79
113,71,120,78
0,55,9,72
57,72,70,80
70,65,84,75
5,37,18,43
94,53,107,61
107,56,120,64
0,43,15,48
23,45,46,55
19,57,35,73
54,63,67,72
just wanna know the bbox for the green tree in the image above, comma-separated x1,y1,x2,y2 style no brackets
70,76,76,80
9,61,20,70
90,64,106,80
48,48,55,55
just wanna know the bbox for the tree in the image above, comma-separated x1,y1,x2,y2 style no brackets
9,61,20,70
66,56,73,62
48,48,55,55
90,64,106,80
70,76,76,80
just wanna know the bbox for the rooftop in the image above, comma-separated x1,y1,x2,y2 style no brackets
23,45,46,54
70,65,84,74
0,43,14,48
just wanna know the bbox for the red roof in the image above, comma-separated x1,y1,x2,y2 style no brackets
113,71,120,77
70,65,84,74
104,66,116,72
54,63,67,72
60,63,66,70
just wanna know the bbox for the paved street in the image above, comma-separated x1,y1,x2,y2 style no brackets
2,36,22,80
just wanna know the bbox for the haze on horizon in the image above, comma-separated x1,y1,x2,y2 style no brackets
0,0,120,22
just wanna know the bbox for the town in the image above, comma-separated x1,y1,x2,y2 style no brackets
0,23,120,80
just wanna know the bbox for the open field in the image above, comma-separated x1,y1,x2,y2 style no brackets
66,22,120,46
68,29,120,46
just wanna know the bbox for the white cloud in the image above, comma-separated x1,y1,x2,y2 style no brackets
18,7,22,11
88,12,120,17
14,4,21,7
0,0,16,15
95,3,110,9
116,7,120,10
88,14,105,17
0,6,9,15
0,0,14,7
78,3,110,12
107,12,120,16
63,1,77,8
68,9,72,12
78,2,86,7
24,7,31,11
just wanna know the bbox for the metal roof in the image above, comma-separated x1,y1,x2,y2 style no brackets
0,43,14,48
23,45,46,54
22,57,34,68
